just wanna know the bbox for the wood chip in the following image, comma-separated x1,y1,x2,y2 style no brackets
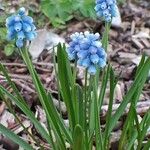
140,38,150,48
132,38,144,49
0,102,5,116
101,100,150,118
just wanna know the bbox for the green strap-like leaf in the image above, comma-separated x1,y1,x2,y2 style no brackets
108,57,150,136
0,124,33,150
73,124,84,150
143,140,150,150
57,44,76,129
20,48,70,149
127,111,150,149
0,85,51,144
103,67,117,148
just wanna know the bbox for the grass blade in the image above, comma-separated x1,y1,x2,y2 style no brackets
108,57,150,135
20,47,72,147
57,44,76,129
0,124,33,150
0,85,51,144
98,64,110,109
73,125,84,150
143,140,150,150
127,111,150,149
103,67,117,148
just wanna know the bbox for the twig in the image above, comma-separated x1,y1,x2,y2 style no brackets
101,100,150,118
14,80,35,93
1,62,53,67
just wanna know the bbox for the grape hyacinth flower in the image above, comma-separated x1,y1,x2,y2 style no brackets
95,0,117,22
6,7,37,48
67,31,107,75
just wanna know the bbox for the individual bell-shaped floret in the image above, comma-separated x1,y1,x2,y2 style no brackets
25,32,37,41
18,7,26,16
88,65,97,75
14,22,22,32
17,31,25,40
16,39,23,48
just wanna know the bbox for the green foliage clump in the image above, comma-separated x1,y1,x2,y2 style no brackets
40,0,97,28
40,0,125,28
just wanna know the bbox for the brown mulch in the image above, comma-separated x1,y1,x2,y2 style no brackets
0,1,150,149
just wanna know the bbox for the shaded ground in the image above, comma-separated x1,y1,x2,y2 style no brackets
0,0,150,149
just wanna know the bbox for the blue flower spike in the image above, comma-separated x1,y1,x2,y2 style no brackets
95,0,117,22
6,7,37,48
67,31,107,75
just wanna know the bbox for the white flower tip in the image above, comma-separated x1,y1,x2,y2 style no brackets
19,7,25,12
84,31,90,36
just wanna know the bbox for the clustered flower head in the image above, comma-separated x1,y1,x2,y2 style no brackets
6,7,37,48
67,31,107,75
95,0,117,22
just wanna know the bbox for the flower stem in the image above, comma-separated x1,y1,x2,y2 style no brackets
84,69,89,148
52,48,62,117
72,61,78,124
102,22,111,52
93,75,103,150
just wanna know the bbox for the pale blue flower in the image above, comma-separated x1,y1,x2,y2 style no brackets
6,7,37,48
18,7,26,16
25,32,37,40
17,31,25,40
95,0,117,22
23,23,32,32
14,22,22,32
16,39,23,48
67,32,84,60
88,65,97,75
67,31,107,75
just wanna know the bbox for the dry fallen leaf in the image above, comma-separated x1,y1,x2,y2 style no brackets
29,29,65,59
0,102,5,115
132,56,142,65
132,28,150,39
0,110,15,128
